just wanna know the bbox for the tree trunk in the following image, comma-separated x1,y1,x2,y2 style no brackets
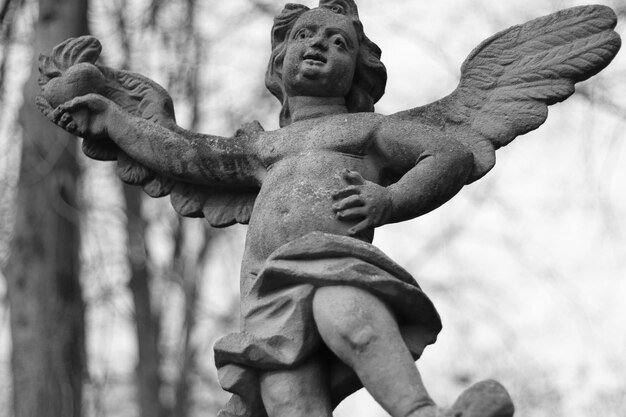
124,184,169,417
6,0,88,416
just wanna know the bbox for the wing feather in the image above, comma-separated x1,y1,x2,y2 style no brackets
401,5,621,183
38,35,261,226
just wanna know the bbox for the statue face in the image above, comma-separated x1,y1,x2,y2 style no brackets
282,8,359,98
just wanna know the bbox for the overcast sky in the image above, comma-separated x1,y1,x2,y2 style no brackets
1,1,625,416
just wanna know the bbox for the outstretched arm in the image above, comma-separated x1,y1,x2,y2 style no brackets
48,93,264,187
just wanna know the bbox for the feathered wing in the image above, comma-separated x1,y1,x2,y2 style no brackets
96,64,262,227
38,36,261,227
394,5,621,183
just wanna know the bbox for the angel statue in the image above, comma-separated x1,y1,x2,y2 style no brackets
36,1,620,416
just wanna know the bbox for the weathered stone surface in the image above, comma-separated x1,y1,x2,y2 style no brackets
37,1,620,416
450,380,515,417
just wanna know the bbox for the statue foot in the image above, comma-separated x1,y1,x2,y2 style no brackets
450,379,515,417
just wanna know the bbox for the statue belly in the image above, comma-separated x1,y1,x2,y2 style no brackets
246,180,349,262
245,154,376,261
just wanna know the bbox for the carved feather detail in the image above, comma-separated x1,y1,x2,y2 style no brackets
398,5,621,183
105,80,263,226
38,36,102,84
464,5,620,178
38,35,261,227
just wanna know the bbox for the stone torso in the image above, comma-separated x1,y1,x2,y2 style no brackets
241,112,385,291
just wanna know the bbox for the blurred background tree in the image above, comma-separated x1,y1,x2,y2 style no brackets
0,0,625,416
4,0,87,416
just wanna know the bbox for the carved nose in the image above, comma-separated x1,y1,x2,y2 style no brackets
309,35,328,51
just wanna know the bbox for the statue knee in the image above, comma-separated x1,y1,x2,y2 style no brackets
260,377,290,406
259,359,332,417
260,377,311,417
312,286,382,361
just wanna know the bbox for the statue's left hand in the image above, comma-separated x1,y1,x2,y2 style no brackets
37,93,118,140
332,170,392,235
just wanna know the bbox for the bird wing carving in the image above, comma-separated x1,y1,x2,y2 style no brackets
392,5,621,183
38,36,260,227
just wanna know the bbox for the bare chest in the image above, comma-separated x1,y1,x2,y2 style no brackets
257,113,382,167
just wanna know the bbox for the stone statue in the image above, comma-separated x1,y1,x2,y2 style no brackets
36,1,621,416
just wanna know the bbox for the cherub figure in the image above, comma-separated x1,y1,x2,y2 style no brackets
37,1,620,416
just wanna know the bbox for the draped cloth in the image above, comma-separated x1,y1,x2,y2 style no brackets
214,232,442,417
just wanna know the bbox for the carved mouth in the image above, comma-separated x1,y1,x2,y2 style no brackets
303,51,327,64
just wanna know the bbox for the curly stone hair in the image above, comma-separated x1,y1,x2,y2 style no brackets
265,0,387,127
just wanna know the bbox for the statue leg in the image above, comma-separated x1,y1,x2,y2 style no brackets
259,355,332,417
312,285,437,417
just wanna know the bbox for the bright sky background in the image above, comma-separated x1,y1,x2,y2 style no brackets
1,0,625,416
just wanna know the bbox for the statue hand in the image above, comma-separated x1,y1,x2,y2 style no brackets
332,169,392,235
38,93,117,139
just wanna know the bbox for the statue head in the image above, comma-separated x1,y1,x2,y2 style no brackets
265,0,387,127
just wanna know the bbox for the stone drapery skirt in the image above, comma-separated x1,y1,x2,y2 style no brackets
214,232,442,417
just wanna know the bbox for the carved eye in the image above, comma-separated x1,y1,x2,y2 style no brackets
333,37,345,48
331,5,345,14
295,29,310,40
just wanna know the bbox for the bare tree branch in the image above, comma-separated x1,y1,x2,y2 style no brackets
577,85,626,123
247,0,280,16
0,0,20,25
144,0,165,28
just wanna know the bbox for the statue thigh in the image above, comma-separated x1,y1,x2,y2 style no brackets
312,285,400,368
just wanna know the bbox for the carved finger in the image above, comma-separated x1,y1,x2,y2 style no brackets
57,112,75,130
349,218,372,236
52,107,65,123
58,93,104,113
336,207,367,221
58,98,88,114
332,185,360,200
60,112,72,125
332,195,365,212
342,169,366,185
